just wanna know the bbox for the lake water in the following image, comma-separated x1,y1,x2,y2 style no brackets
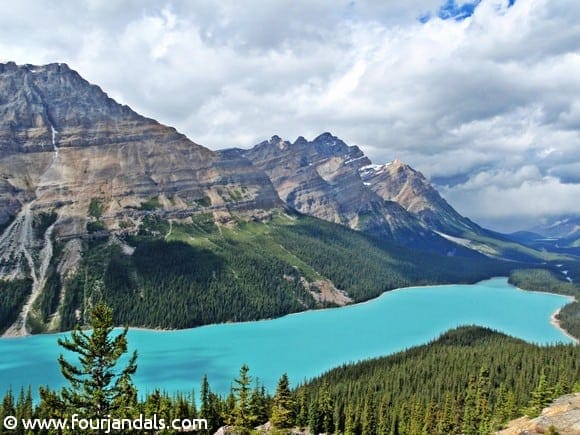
0,277,574,398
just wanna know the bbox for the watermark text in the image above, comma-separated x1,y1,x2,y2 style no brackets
3,414,207,433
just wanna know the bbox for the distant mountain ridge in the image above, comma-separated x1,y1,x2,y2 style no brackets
234,133,557,261
506,216,580,255
531,216,580,239
230,133,464,254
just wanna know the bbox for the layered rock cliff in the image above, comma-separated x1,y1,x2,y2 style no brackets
0,62,280,230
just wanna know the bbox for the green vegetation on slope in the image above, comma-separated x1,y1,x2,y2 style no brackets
88,198,103,219
461,229,569,262
0,279,32,334
139,196,162,211
32,211,57,240
297,326,580,434
273,216,518,302
57,213,520,331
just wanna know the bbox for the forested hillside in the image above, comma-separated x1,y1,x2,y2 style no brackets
49,212,518,332
297,326,580,435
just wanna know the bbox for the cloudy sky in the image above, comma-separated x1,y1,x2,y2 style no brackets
1,0,579,232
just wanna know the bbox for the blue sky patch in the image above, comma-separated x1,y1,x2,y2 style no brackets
419,0,516,23
438,0,482,21
418,12,432,24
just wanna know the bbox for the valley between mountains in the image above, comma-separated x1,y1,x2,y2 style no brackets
0,62,575,337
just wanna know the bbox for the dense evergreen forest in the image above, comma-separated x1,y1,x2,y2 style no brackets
296,326,579,435
52,212,520,332
0,324,578,435
0,279,31,332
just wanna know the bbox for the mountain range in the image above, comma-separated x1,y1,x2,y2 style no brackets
0,62,570,336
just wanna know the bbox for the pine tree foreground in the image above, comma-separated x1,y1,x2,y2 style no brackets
40,302,138,420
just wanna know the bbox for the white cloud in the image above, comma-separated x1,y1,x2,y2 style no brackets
442,176,580,223
0,0,578,230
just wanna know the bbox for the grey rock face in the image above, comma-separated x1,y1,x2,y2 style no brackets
0,62,282,236
238,133,470,253
359,158,482,236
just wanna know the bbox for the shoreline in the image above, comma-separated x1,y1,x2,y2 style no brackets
513,285,578,344
2,277,578,343
550,305,579,344
1,278,502,339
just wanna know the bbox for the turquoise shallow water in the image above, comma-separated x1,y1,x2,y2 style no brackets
0,277,574,397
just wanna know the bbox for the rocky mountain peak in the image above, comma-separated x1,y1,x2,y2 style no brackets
311,132,350,154
390,157,411,170
0,61,282,273
293,135,308,145
360,155,478,235
313,131,336,142
0,61,171,154
240,133,477,254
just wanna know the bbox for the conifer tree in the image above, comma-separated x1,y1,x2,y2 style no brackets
232,364,254,433
318,380,334,434
333,402,343,435
143,389,171,420
361,398,377,435
390,413,401,435
377,399,390,435
209,391,224,432
249,382,269,426
224,388,236,426
295,388,309,428
200,374,211,418
200,375,220,434
174,392,194,422
436,392,455,434
422,401,437,435
408,398,424,435
462,375,478,435
15,387,33,422
308,396,321,435
46,301,137,419
0,388,15,424
271,373,295,429
526,372,554,417
344,403,356,435
476,366,491,433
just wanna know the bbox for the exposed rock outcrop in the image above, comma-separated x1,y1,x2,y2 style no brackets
496,393,580,435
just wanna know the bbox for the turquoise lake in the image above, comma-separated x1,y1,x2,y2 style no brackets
0,277,574,397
